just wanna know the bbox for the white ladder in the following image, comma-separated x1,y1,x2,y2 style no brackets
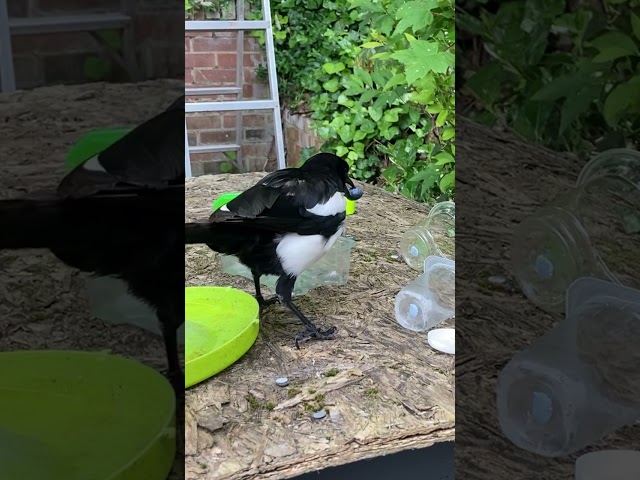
0,0,138,92
184,0,286,177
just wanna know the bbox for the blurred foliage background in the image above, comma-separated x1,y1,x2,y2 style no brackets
457,0,640,159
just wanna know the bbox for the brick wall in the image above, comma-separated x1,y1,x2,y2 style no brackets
184,11,323,175
8,0,183,89
283,109,323,166
185,28,277,175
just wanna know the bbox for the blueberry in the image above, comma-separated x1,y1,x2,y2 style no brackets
348,187,363,200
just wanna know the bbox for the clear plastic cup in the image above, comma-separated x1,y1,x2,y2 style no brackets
220,235,357,296
497,277,640,457
511,148,640,313
400,201,455,271
395,256,455,332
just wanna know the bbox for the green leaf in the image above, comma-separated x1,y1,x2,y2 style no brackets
555,10,592,46
377,14,395,36
360,90,377,103
603,75,640,127
338,124,355,143
465,61,505,105
433,151,454,165
353,130,367,142
382,165,400,184
532,74,585,101
441,127,455,141
354,67,373,88
372,91,395,110
344,76,365,95
632,12,640,41
371,51,393,60
439,171,455,192
384,73,406,91
559,84,599,134
394,0,438,36
362,41,383,48
322,62,346,74
381,125,400,140
435,110,449,127
590,31,639,62
391,40,454,84
335,146,349,157
531,62,603,101
383,108,401,123
371,71,388,88
409,167,438,183
322,78,340,93
521,0,565,33
457,12,486,36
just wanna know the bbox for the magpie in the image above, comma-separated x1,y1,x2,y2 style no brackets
185,153,362,347
0,95,185,393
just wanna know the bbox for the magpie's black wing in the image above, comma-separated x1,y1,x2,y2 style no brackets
209,168,344,235
57,96,184,199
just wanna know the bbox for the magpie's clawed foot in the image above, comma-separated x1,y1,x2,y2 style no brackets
294,324,338,349
256,295,279,309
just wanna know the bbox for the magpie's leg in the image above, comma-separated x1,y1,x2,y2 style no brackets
252,270,278,308
158,312,184,459
158,313,183,396
276,274,337,348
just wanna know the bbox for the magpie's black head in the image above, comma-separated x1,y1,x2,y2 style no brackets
302,153,361,200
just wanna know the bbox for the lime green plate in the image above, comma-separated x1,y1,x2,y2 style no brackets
185,286,260,388
65,128,132,171
0,350,175,480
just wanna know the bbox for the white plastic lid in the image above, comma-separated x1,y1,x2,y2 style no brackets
427,328,455,355
575,450,640,480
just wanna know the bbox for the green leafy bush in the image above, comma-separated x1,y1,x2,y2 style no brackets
252,0,455,201
185,0,234,19
458,0,640,156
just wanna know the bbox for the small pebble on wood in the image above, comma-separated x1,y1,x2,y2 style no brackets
275,377,289,387
488,275,507,285
312,410,327,420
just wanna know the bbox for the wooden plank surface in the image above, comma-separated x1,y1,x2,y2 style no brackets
185,173,455,479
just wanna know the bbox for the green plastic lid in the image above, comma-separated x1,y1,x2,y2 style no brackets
65,128,132,172
212,192,241,212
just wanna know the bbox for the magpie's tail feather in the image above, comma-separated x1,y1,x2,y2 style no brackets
0,193,182,250
185,222,248,256
0,198,69,249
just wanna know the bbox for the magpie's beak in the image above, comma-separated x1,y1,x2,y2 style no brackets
344,178,363,201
